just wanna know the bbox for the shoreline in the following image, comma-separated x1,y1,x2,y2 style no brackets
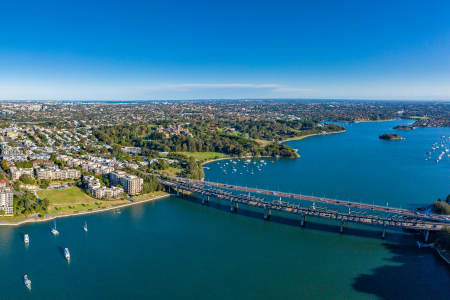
352,119,399,123
0,193,170,227
200,130,346,180
201,130,346,167
280,129,346,143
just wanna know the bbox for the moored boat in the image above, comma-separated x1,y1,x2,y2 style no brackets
51,222,59,235
64,248,71,261
24,274,31,290
24,234,30,245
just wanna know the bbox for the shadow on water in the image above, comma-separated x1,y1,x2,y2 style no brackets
57,246,67,261
353,243,450,300
180,194,407,242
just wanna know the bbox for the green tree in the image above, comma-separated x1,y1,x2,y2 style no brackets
1,160,9,172
39,180,50,189
19,174,35,185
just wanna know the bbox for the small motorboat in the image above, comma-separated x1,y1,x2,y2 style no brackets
24,234,30,245
83,222,88,232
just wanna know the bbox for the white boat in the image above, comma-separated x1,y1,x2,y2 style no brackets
24,274,31,290
83,222,88,232
24,234,30,245
51,222,59,235
64,248,71,261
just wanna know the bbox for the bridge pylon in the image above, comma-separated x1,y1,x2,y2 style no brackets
202,193,210,205
264,206,271,220
230,200,238,212
425,230,430,242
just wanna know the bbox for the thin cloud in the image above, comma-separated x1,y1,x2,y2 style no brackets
145,83,283,90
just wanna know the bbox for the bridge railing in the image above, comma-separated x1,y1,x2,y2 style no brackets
159,176,450,224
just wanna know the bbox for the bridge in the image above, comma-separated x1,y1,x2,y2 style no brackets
158,176,449,240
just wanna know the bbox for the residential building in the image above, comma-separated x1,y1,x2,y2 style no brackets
83,175,123,200
0,187,13,216
10,167,34,181
35,167,81,180
109,171,143,195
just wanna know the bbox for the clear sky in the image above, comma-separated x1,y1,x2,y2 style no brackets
1,0,450,100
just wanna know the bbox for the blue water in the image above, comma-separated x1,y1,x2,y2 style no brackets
0,120,449,299
206,120,450,209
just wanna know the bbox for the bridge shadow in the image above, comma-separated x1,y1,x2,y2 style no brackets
352,243,450,300
179,193,407,242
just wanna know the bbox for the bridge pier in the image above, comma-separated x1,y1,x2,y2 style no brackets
157,180,446,236
230,200,238,212
300,215,305,227
264,207,271,220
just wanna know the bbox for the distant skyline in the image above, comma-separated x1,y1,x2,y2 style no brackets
1,0,450,100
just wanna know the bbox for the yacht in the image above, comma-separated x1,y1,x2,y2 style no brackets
24,274,31,290
24,234,30,245
64,248,71,261
83,222,88,232
51,221,59,235
51,227,59,236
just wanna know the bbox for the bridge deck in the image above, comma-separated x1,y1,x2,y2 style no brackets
159,177,448,231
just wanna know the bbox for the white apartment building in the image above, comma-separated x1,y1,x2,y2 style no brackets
35,167,81,180
10,167,34,181
109,171,143,195
0,188,14,216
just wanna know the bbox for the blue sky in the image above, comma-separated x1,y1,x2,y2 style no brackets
0,0,450,100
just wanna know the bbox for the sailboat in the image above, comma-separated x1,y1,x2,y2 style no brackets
51,221,59,235
64,248,71,262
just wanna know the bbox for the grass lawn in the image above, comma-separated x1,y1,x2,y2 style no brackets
160,166,183,177
0,215,28,223
253,139,272,146
177,152,229,163
409,116,429,120
132,191,168,201
37,187,128,215
37,187,96,204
